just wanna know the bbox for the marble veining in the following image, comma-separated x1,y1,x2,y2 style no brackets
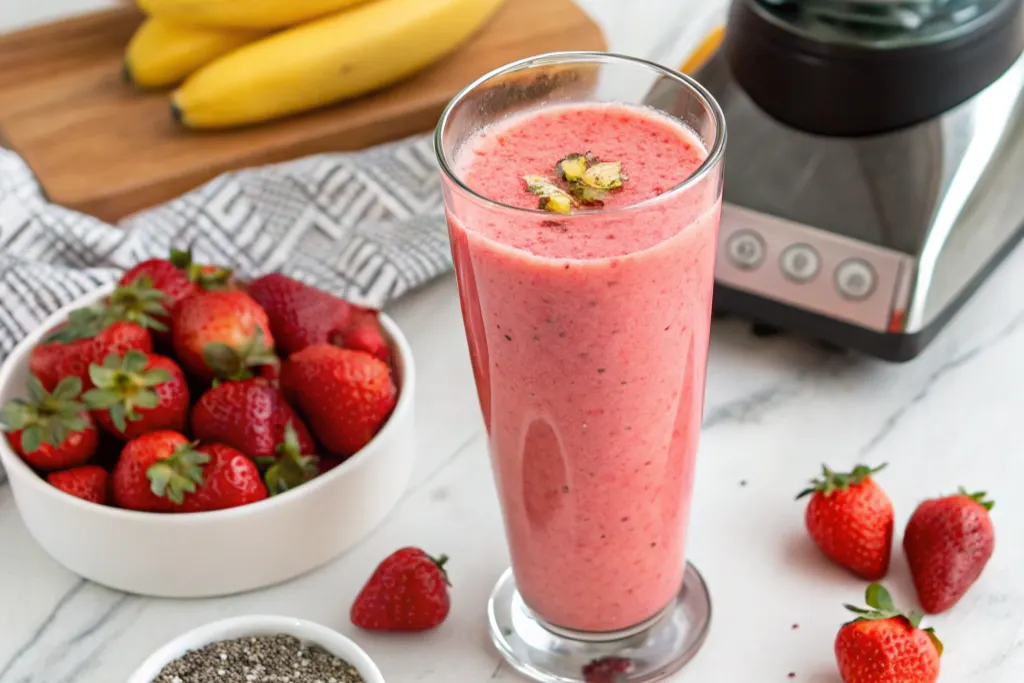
2,1,1024,682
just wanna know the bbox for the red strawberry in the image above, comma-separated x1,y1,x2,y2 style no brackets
903,488,995,614
264,421,319,496
46,466,109,504
332,308,391,365
82,350,189,441
190,378,315,462
247,273,391,363
176,443,268,513
119,248,232,339
351,547,451,631
835,583,941,683
797,463,893,580
247,273,356,357
1,376,98,471
111,430,208,512
30,286,161,392
172,287,277,381
281,345,397,456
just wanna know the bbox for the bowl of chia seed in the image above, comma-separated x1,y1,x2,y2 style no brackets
127,615,384,683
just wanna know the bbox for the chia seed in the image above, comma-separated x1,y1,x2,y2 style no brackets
152,634,365,683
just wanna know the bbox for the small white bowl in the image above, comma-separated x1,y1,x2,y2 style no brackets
127,615,385,683
0,285,416,598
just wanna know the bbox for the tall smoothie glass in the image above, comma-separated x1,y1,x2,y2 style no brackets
435,52,726,683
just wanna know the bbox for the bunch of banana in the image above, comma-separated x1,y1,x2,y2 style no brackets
124,0,506,129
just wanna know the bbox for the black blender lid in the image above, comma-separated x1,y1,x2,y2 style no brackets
724,0,1024,136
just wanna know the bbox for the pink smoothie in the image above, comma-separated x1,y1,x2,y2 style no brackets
445,102,721,632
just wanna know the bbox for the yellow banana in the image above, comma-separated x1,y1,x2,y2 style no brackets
680,26,724,75
172,0,506,130
125,17,266,89
136,0,375,29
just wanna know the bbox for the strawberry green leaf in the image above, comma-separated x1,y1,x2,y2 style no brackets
2,375,87,448
431,553,452,586
146,442,210,505
45,307,110,342
133,390,161,410
266,421,319,496
51,376,83,402
123,350,149,374
796,463,886,499
203,326,278,381
20,425,43,454
82,388,123,410
109,403,128,433
26,376,49,404
141,368,173,386
865,583,895,612
88,365,119,388
924,627,943,657
107,280,169,331
169,248,193,270
958,487,994,511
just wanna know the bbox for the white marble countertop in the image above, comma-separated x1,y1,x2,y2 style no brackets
2,2,1024,682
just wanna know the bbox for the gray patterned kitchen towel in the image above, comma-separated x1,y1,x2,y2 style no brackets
0,133,452,363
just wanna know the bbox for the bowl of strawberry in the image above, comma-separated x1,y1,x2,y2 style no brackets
0,250,416,598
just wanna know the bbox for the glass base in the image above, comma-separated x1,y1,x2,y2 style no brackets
487,562,712,683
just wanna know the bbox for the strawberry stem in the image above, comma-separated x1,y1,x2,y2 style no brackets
107,279,170,331
83,351,172,433
146,441,210,505
796,463,886,499
265,421,318,496
842,582,938,648
0,375,88,452
958,487,994,511
431,553,452,586
202,327,278,381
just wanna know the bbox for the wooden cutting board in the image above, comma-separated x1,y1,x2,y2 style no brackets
0,1,605,222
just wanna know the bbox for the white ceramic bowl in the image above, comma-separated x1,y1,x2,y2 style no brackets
0,286,416,598
127,615,385,683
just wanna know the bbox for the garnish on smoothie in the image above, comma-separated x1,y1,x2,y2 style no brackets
524,174,574,214
526,151,628,213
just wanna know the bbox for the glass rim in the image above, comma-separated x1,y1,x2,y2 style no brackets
433,51,728,218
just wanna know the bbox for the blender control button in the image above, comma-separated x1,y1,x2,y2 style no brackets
725,230,766,270
835,258,877,300
779,244,821,283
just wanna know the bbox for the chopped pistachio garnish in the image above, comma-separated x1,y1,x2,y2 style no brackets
580,162,626,190
525,151,628,213
539,194,573,214
555,153,588,182
524,174,575,214
570,183,607,206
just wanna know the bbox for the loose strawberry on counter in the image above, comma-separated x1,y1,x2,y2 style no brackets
191,377,315,462
30,283,165,391
119,248,233,340
82,350,190,441
247,273,391,363
1,376,98,471
835,583,941,683
351,547,451,631
281,345,397,457
904,488,995,614
264,421,318,496
797,463,893,581
176,443,268,513
112,430,207,512
172,284,277,381
46,466,109,504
